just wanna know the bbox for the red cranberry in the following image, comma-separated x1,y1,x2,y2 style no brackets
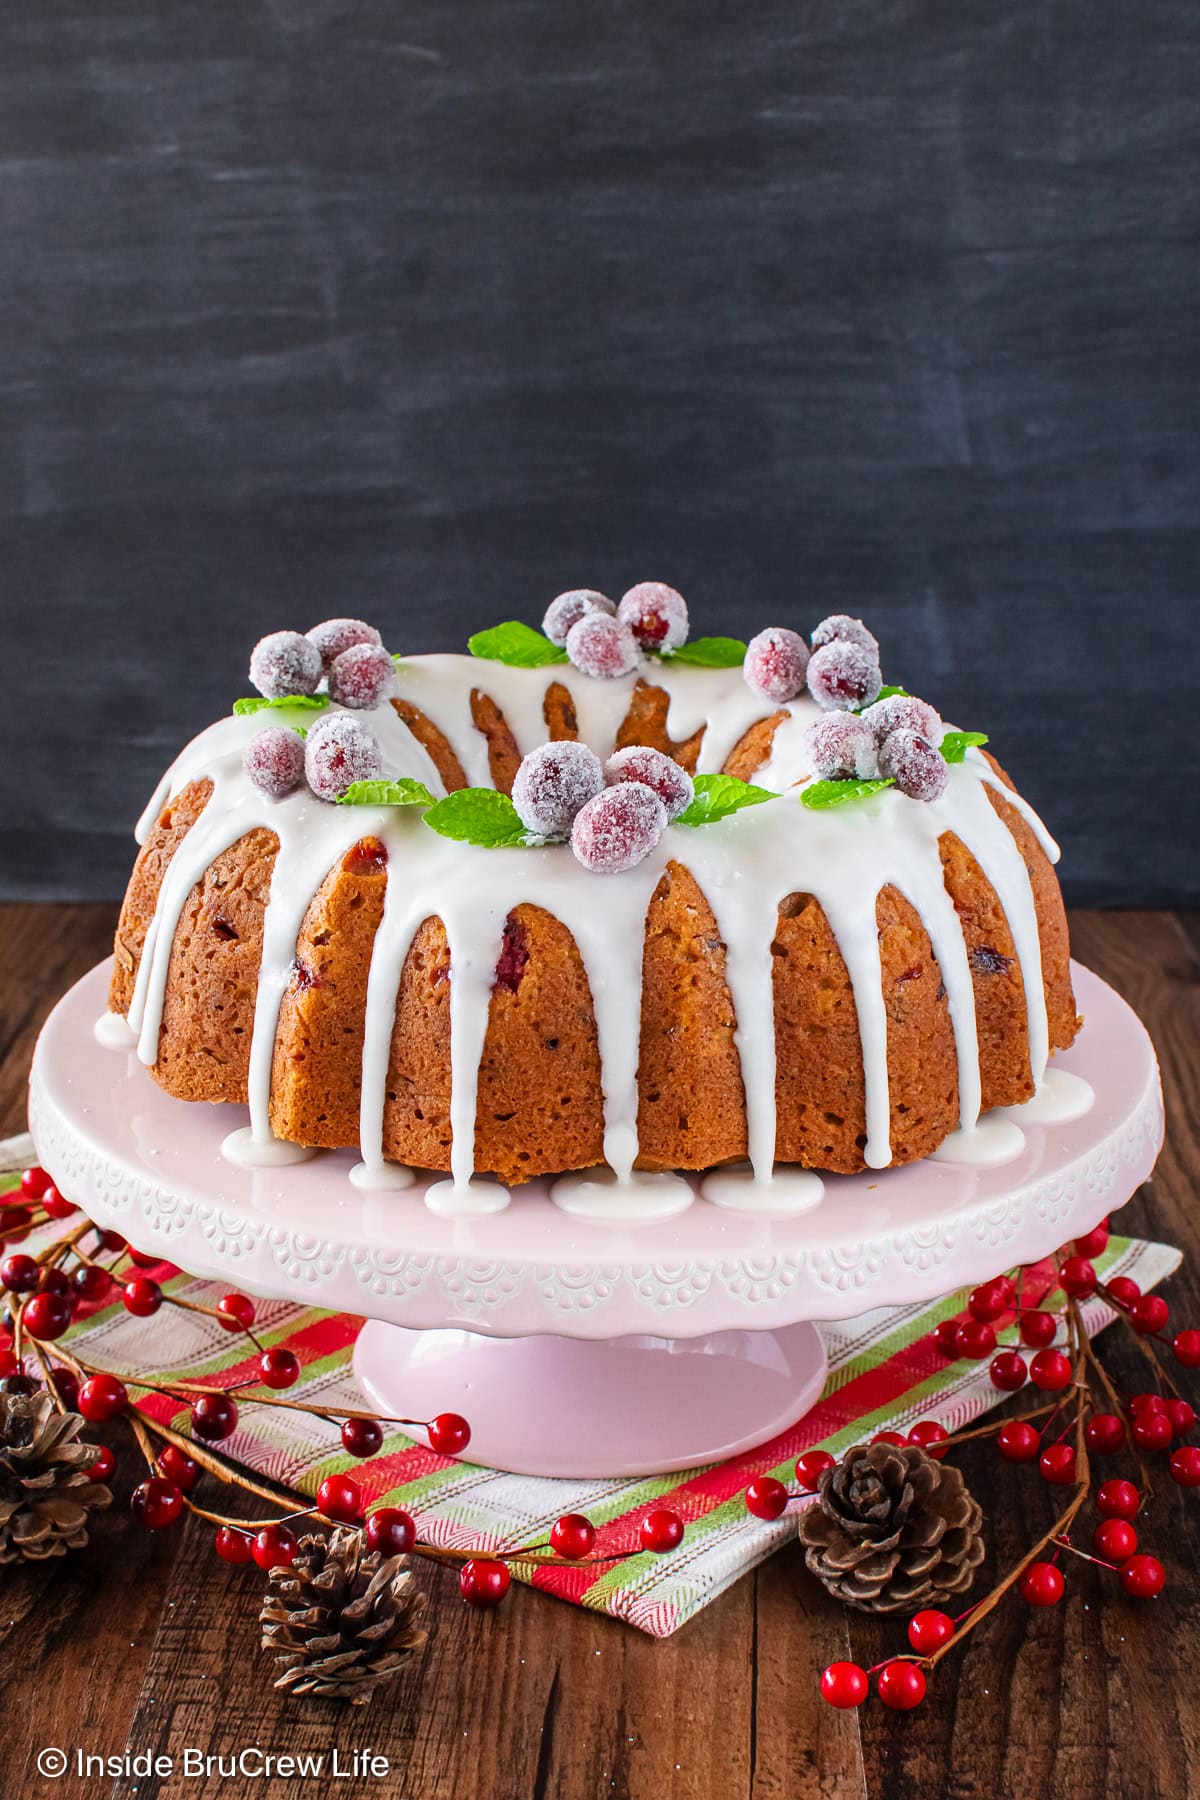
50,1367,80,1410
877,1660,927,1710
1029,1349,1073,1391
955,1319,997,1360
549,1513,597,1558
1,1254,39,1294
304,713,384,802
1167,1398,1197,1437
41,1185,76,1220
342,836,388,876
1096,1479,1141,1520
819,1662,868,1709
1085,1413,1126,1455
1132,1412,1173,1453
23,1292,73,1341
459,1557,510,1608
88,1444,116,1483
861,692,943,747
990,1351,1028,1392
427,1412,471,1456
872,1430,907,1447
810,614,879,657
252,1524,298,1571
1060,1255,1097,1298
744,627,810,703
73,1264,113,1302
639,1509,684,1553
1173,1328,1200,1368
78,1374,129,1422
969,1278,1012,1322
1073,1219,1109,1258
1020,1309,1058,1348
1106,1276,1141,1309
878,728,947,803
131,1476,184,1530
1131,1294,1169,1335
1120,1554,1165,1599
157,1445,200,1492
997,1420,1041,1463
317,1474,363,1523
1020,1562,1064,1606
215,1293,256,1333
123,1277,163,1318
365,1508,416,1555
933,1319,962,1359
804,713,879,781
1169,1446,1200,1487
745,1477,789,1520
907,1609,955,1653
37,1267,71,1297
1039,1444,1076,1485
795,1450,835,1487
341,1416,384,1458
258,1347,300,1390
1094,1518,1137,1562
907,1421,949,1460
191,1392,239,1441
215,1525,255,1564
19,1166,51,1200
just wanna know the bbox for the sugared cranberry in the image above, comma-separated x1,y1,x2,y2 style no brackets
878,728,948,803
743,627,809,703
1096,1479,1141,1520
745,1476,789,1520
191,1392,239,1442
258,1347,300,1390
810,614,879,657
1085,1413,1126,1455
804,713,879,781
565,612,640,679
215,1293,256,1333
550,1513,597,1558
512,741,604,839
460,1557,510,1607
571,782,667,874
23,1292,72,1341
427,1412,471,1456
215,1525,255,1564
604,745,694,819
806,639,882,712
78,1373,128,1422
1094,1518,1137,1562
341,1416,384,1458
617,582,689,652
542,589,615,645
131,1476,184,1531
365,1508,416,1555
860,692,943,747
306,617,382,673
304,713,383,802
252,1524,298,1571
1029,1349,1073,1391
249,629,322,700
329,642,395,710
244,727,306,801
1020,1562,1064,1606
317,1473,363,1523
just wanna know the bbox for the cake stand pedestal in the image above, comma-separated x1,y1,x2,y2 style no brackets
29,963,1162,1478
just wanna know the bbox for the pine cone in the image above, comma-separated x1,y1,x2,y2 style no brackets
260,1527,428,1706
798,1440,984,1613
0,1391,112,1563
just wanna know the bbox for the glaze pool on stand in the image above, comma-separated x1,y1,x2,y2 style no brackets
32,961,1162,1477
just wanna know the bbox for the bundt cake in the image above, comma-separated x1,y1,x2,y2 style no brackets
103,592,1079,1198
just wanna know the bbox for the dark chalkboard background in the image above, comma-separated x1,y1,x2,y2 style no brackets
2,1,1197,903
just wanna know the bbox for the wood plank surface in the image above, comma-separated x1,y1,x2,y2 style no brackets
0,905,1197,1800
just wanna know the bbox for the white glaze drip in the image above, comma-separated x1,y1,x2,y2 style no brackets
700,1164,824,1215
94,1011,137,1050
425,1177,511,1216
120,654,1065,1190
349,1160,416,1191
1001,1067,1094,1125
550,1167,694,1221
931,1116,1026,1168
221,1125,317,1168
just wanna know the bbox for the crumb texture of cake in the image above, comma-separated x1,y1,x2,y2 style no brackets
109,652,1078,1187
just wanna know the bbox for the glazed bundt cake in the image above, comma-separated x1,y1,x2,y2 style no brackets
104,591,1079,1196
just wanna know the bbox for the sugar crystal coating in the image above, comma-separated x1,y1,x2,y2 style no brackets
565,612,640,679
249,630,322,700
512,741,604,838
305,618,383,673
810,614,880,658
570,782,667,873
804,714,880,781
861,693,944,747
604,745,694,819
807,639,883,711
329,642,395,710
243,728,306,801
743,627,810,702
304,713,384,802
617,582,689,652
542,589,615,646
878,728,948,802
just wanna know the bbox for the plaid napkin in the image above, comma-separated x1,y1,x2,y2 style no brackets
3,1132,1179,1638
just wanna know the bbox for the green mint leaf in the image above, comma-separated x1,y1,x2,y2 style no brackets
233,694,331,718
337,778,434,808
940,730,989,764
801,778,895,810
659,636,747,669
423,788,537,848
467,621,569,668
675,773,779,827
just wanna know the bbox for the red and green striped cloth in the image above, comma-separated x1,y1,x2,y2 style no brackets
1,1139,1178,1637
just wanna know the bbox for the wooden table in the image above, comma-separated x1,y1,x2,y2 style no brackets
2,904,1197,1800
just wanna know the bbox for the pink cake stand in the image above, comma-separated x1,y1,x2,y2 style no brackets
29,962,1162,1478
